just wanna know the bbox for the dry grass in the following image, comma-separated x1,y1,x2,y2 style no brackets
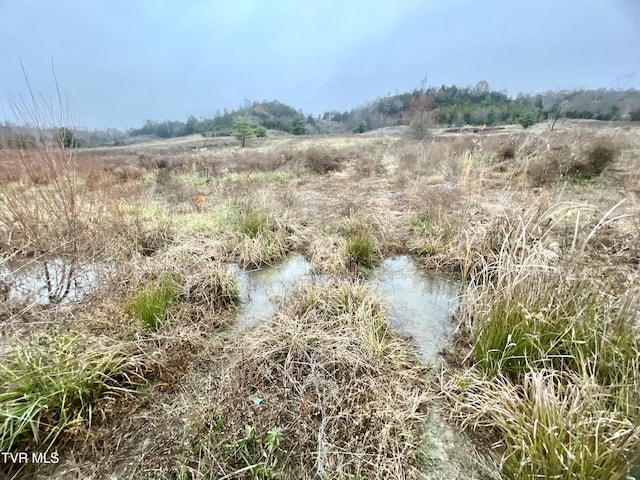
439,199,640,478
182,281,430,479
440,369,640,480
1,121,639,479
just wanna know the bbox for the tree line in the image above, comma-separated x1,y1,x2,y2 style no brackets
2,83,639,149
128,100,309,139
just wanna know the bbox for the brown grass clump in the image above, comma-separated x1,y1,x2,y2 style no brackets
522,132,621,186
498,143,516,160
182,269,240,311
191,281,430,479
304,146,345,173
307,233,349,275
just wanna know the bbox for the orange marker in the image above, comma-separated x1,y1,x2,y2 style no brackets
194,194,206,213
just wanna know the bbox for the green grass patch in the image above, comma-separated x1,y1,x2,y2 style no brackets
455,231,640,478
171,172,216,187
223,425,285,480
180,203,235,235
0,334,137,452
127,272,182,330
472,274,640,414
231,198,297,268
238,206,270,239
409,212,458,257
344,232,375,271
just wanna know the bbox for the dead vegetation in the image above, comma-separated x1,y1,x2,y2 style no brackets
1,121,639,479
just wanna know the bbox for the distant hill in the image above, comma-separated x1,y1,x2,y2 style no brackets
326,83,640,133
3,83,640,148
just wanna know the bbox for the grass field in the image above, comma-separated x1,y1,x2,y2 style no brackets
1,120,639,479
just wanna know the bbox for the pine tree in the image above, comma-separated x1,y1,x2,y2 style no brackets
232,116,255,147
291,114,306,135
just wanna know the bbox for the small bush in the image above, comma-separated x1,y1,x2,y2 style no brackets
525,145,573,186
305,147,343,174
408,112,433,140
571,141,618,179
518,110,538,129
127,273,181,330
498,143,516,160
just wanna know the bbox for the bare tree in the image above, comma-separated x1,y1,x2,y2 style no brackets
548,99,569,132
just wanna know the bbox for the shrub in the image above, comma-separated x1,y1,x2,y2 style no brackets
305,147,343,174
255,125,268,138
498,143,516,160
408,112,432,140
525,145,572,186
518,110,538,129
571,141,618,179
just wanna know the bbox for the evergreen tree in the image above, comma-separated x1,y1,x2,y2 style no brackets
57,128,81,148
232,115,255,147
291,114,306,135
518,109,538,129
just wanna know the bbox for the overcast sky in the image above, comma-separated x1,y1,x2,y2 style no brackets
1,0,639,129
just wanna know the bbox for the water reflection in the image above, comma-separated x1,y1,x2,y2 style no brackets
1,257,98,304
235,255,312,329
372,256,460,364
235,254,460,364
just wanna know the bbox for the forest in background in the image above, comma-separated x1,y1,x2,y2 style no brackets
2,81,640,148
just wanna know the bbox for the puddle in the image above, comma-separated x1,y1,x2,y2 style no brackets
235,255,312,330
235,255,459,364
1,257,99,304
372,256,459,364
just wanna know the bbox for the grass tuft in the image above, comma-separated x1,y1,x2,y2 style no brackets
442,202,640,479
441,369,640,480
127,272,182,330
198,280,428,478
238,205,270,239
0,334,139,452
344,232,376,272
184,269,240,311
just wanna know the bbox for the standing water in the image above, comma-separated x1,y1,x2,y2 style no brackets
372,256,460,364
235,255,312,330
236,255,459,364
1,257,99,304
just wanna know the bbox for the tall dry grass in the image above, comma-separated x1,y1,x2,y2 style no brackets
440,200,640,479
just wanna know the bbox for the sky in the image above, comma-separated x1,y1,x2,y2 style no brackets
1,0,639,130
